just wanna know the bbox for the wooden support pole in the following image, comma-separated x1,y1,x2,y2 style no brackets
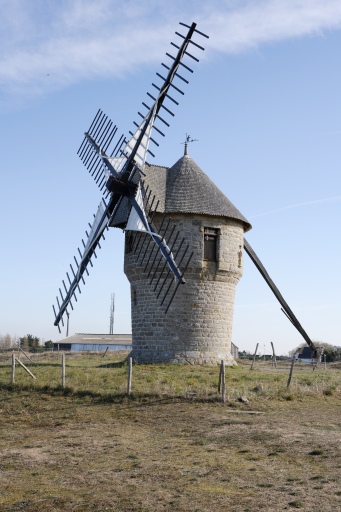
19,347,33,363
270,341,277,368
62,353,66,389
15,358,36,379
102,347,109,358
250,343,259,370
287,357,295,388
127,357,132,396
11,353,15,384
220,360,226,403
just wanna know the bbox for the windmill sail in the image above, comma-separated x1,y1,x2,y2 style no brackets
53,201,110,331
124,184,150,234
126,184,183,283
53,22,209,331
121,103,157,170
81,201,109,261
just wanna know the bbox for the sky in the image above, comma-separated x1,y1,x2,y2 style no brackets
0,0,340,356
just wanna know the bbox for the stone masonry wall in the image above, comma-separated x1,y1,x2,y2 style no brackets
124,213,245,365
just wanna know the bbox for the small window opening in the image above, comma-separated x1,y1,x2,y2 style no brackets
238,245,243,268
204,228,219,261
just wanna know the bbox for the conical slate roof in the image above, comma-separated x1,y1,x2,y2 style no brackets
110,154,251,232
164,155,251,231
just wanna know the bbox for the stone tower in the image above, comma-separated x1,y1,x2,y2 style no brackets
123,151,251,364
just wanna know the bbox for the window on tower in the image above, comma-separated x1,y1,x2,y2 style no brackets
203,227,219,261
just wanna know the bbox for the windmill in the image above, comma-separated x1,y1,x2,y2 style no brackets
52,21,209,334
52,21,317,363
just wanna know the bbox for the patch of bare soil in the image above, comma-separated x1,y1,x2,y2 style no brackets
0,391,340,511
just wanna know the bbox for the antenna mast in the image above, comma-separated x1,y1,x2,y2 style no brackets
109,293,115,334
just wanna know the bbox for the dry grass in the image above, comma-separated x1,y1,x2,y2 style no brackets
0,353,340,511
1,351,340,400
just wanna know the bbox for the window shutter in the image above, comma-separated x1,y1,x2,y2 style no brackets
204,228,218,261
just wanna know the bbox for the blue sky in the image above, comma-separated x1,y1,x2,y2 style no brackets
1,0,340,355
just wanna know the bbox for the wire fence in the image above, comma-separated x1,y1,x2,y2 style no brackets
1,350,340,402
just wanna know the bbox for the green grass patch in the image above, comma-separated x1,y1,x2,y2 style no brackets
1,353,340,404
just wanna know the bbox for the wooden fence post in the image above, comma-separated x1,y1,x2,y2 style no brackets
287,357,295,388
62,353,66,389
271,341,277,368
250,343,259,370
220,360,226,403
11,353,15,384
127,357,132,396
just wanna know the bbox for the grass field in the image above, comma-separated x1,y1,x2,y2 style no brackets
0,352,340,511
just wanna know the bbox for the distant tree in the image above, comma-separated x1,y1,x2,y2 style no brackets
0,334,18,349
289,342,307,357
239,350,252,359
323,345,341,362
19,335,28,350
4,334,11,348
19,334,40,352
335,347,341,362
44,340,53,349
11,335,18,348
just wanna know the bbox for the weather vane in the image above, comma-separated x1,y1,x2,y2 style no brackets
182,133,198,155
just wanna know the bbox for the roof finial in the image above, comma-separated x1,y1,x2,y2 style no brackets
182,133,198,156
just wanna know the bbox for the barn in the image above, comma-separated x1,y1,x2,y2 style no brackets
53,333,132,352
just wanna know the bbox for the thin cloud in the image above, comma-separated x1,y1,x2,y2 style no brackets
250,195,341,219
1,0,341,105
201,0,341,53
